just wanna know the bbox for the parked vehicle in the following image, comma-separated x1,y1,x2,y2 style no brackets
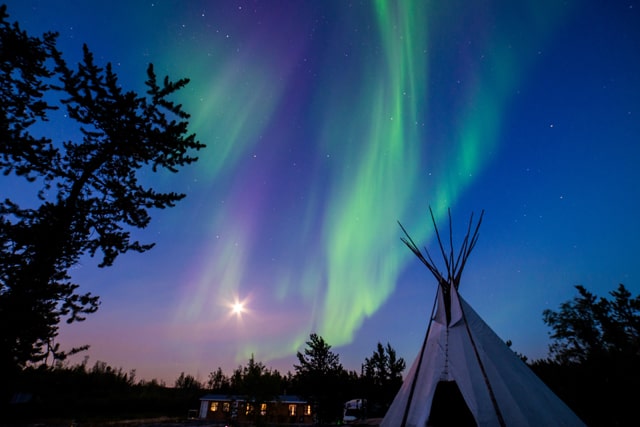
343,398,367,424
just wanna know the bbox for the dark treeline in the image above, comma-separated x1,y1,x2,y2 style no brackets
6,360,197,423
3,335,405,425
529,284,640,427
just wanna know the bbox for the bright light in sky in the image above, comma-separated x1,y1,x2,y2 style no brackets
231,301,245,316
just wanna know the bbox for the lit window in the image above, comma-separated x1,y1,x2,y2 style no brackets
261,403,267,416
288,404,297,416
246,403,253,415
223,402,230,412
210,402,219,412
304,405,312,416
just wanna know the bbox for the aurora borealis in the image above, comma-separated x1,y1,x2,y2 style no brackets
5,0,640,383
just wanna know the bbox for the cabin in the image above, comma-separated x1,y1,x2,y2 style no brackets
199,394,314,425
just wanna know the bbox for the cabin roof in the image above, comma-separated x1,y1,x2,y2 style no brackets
200,394,307,404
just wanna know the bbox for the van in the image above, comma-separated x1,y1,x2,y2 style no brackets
343,398,367,424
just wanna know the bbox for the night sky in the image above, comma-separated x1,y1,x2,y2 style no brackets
5,0,640,384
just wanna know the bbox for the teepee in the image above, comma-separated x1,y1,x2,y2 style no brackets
381,209,585,427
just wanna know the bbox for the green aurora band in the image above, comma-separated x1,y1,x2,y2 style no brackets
170,0,573,365
316,1,572,350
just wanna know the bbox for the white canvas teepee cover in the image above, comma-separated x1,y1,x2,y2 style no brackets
381,285,586,427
